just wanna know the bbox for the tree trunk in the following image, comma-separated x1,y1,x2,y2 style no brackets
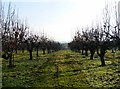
15,49,17,54
90,50,95,60
85,49,88,56
36,48,39,57
100,49,106,66
111,49,115,53
43,49,45,54
9,52,13,67
97,48,106,66
100,55,106,66
81,49,84,55
29,51,32,60
22,49,24,53
79,50,81,53
47,49,50,54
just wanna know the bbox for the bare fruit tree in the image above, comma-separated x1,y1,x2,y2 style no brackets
1,2,27,67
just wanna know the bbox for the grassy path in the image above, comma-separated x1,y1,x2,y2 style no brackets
32,50,90,87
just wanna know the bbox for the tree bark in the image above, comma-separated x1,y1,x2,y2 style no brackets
81,49,84,55
36,48,39,57
15,49,17,54
97,48,106,66
100,55,106,66
29,50,32,60
9,52,13,67
79,50,81,53
47,49,50,54
111,49,115,53
43,49,45,54
22,49,24,53
85,49,88,56
90,50,95,60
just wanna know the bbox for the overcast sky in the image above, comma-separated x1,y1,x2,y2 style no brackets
3,0,120,43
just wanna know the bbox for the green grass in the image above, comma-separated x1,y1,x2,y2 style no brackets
2,50,120,88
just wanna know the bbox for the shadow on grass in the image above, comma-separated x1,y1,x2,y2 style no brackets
65,63,120,73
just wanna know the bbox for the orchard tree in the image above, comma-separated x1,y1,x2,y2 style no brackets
94,25,110,66
81,29,89,56
103,2,120,51
1,2,27,67
39,34,47,54
87,28,97,60
25,33,37,60
68,31,84,53
33,35,39,57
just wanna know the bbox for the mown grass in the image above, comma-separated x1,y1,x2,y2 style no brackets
2,50,120,88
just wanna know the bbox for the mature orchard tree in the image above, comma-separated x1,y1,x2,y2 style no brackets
69,28,96,60
46,40,52,54
68,31,84,53
33,35,39,57
17,22,27,53
81,29,90,56
93,2,120,66
39,34,47,54
69,27,110,66
103,2,120,51
69,30,95,57
74,31,83,53
68,41,80,52
25,33,37,60
87,28,97,60
1,2,27,67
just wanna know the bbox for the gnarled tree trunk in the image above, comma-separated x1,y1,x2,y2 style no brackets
97,48,106,66
90,49,95,60
85,49,88,56
29,50,33,60
36,48,39,57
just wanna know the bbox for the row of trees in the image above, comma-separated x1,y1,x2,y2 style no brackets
0,2,62,67
23,33,62,60
68,2,120,66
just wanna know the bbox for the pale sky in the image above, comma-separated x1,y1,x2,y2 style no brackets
3,0,120,43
